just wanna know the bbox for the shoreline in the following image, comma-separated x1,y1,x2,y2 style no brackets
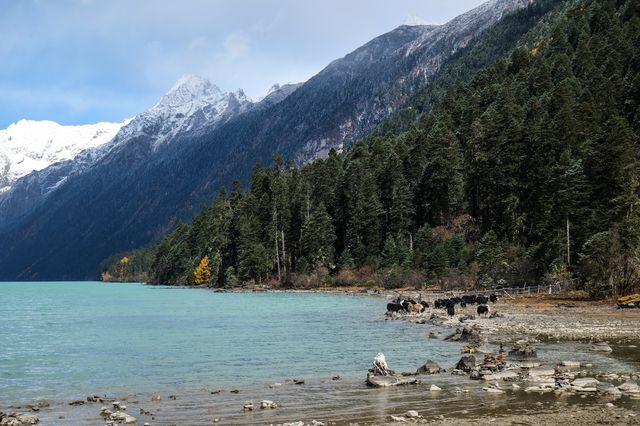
3,290,640,425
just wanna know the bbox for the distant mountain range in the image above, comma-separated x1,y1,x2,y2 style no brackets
0,0,536,280
0,119,127,193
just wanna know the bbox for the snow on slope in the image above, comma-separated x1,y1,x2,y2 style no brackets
115,74,254,148
0,119,127,192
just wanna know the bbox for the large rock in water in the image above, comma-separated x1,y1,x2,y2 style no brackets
416,360,444,375
366,373,420,387
455,355,477,373
590,342,613,353
445,326,484,347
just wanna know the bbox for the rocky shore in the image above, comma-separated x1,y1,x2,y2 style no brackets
2,292,639,425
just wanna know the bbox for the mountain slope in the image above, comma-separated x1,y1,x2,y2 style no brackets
0,0,542,280
0,76,280,232
108,0,640,299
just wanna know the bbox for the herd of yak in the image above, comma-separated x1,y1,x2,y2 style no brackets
386,293,499,317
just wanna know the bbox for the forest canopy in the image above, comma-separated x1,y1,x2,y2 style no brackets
103,0,640,298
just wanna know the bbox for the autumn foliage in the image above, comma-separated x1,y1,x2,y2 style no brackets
194,256,212,285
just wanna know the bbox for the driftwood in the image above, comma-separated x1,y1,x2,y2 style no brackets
371,353,394,376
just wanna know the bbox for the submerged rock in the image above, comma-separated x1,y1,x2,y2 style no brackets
108,411,136,424
366,373,420,387
416,360,443,375
590,342,613,353
445,326,484,347
260,400,278,409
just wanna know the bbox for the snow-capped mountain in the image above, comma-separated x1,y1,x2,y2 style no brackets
0,119,126,192
115,75,254,149
0,74,297,233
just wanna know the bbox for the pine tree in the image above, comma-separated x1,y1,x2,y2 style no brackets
300,202,336,270
416,120,464,226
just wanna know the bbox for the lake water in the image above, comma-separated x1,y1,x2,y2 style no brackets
0,281,457,405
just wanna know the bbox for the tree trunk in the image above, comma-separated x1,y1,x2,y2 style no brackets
566,215,570,266
281,229,287,282
274,208,281,284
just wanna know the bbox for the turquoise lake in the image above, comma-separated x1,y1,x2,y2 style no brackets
0,282,456,405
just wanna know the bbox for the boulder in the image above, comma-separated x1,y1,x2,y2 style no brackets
109,412,136,424
260,400,278,409
0,414,39,425
571,377,599,392
406,410,421,419
416,360,443,375
430,384,442,391
590,342,613,353
455,355,476,372
618,381,640,394
366,373,420,387
243,401,254,411
445,326,484,347
597,382,622,396
561,361,581,368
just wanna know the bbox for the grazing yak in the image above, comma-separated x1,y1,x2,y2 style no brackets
477,305,490,316
386,298,426,314
386,302,403,313
408,303,424,314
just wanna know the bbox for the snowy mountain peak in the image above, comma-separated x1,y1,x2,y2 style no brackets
117,75,254,148
0,119,127,192
266,84,282,96
169,74,218,93
156,74,224,112
403,14,437,27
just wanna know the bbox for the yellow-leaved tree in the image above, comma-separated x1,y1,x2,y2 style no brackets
119,256,130,278
194,256,212,285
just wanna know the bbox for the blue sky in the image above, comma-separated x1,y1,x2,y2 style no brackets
0,0,485,128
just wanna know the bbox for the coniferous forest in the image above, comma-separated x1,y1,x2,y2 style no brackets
103,0,640,298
